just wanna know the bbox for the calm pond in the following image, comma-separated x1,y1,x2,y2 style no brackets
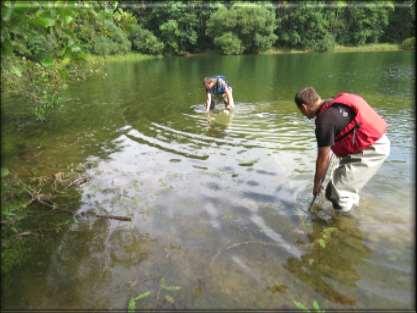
2,51,414,310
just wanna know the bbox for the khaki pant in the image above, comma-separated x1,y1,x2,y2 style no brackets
325,134,390,212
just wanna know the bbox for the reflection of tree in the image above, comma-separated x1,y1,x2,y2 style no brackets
284,215,370,305
206,110,233,138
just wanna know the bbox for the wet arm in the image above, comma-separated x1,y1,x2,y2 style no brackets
205,92,211,112
224,89,234,109
313,146,331,196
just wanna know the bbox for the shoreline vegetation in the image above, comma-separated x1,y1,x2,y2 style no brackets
85,52,161,64
262,43,402,54
84,43,405,63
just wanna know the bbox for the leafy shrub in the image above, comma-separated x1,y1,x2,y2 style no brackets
113,10,138,34
350,5,394,45
312,33,336,52
159,19,181,54
91,23,131,55
131,1,201,55
276,4,332,51
207,4,277,54
131,26,164,55
214,32,243,55
92,36,117,55
26,31,60,61
401,37,415,50
105,22,132,54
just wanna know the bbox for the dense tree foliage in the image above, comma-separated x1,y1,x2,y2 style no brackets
383,0,415,43
124,1,214,54
276,1,335,52
2,0,414,59
335,2,395,45
206,3,277,54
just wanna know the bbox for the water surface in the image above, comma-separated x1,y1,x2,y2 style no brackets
2,51,414,310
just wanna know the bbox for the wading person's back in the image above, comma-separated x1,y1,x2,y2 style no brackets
203,75,234,112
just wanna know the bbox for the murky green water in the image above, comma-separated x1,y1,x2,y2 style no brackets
2,51,414,309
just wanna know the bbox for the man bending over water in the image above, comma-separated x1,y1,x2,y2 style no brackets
203,75,234,112
294,87,390,213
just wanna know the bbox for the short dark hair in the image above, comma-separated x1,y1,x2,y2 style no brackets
294,87,320,107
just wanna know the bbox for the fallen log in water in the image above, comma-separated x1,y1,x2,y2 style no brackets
94,214,132,221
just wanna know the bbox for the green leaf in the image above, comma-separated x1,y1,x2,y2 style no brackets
312,300,321,312
165,295,175,303
293,300,309,312
64,15,73,25
128,291,151,313
160,278,181,291
33,16,56,28
41,57,54,67
133,290,151,302
10,66,22,77
1,168,10,177
161,284,181,291
318,239,326,248
70,46,81,53
2,5,14,22
323,227,337,234
127,298,136,313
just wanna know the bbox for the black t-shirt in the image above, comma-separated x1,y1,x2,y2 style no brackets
315,103,355,147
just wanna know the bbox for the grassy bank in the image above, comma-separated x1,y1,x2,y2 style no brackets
261,43,401,55
334,43,400,53
85,52,161,65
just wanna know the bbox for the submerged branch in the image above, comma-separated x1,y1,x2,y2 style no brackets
95,214,132,222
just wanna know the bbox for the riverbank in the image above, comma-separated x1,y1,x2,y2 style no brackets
80,44,404,65
262,43,401,55
85,52,161,65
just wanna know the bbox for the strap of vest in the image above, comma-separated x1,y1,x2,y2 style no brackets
213,76,227,94
335,121,360,142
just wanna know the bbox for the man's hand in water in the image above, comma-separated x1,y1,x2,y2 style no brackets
313,182,322,197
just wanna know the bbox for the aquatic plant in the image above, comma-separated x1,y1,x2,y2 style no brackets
127,277,182,311
293,299,325,313
158,277,182,305
315,226,338,248
128,291,152,313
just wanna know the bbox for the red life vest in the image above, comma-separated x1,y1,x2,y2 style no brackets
318,92,387,157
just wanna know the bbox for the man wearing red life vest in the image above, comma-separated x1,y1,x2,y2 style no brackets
294,87,390,213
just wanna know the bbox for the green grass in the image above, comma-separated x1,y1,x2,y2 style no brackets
85,52,161,64
334,43,400,53
86,45,402,61
262,43,401,55
261,47,307,54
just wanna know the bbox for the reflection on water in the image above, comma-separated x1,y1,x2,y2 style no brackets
2,52,414,309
